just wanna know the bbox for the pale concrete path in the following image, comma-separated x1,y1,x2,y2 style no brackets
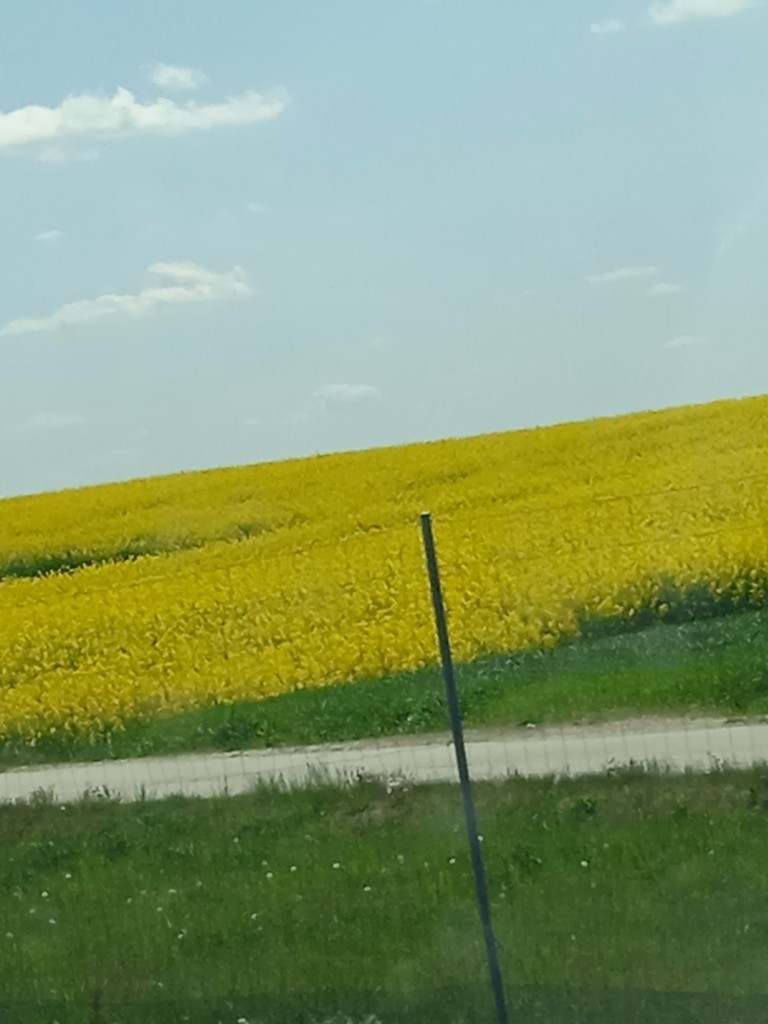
2,715,768,805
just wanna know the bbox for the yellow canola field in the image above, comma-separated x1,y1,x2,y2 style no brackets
3,394,768,741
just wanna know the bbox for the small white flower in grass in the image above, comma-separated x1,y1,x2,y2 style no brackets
363,885,372,892
29,909,36,915
177,930,187,939
156,907,163,913
41,891,49,898
168,889,177,895
233,837,240,844
266,872,273,880
64,873,72,880
478,835,484,843
250,912,259,920
290,865,297,872
448,857,456,865
126,898,133,904
332,862,341,870
5,932,13,939
196,880,203,887
48,919,56,925
580,861,589,868
396,854,404,864
261,860,268,867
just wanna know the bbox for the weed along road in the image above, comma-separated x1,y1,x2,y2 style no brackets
3,715,768,805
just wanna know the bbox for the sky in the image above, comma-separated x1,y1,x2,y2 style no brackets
1,0,767,498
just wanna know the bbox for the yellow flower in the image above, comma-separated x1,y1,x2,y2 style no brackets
2,393,768,740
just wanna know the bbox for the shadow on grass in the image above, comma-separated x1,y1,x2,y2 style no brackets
577,574,768,639
4,986,768,1024
3,586,768,770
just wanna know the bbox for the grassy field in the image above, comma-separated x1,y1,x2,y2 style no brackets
2,604,767,769
4,399,768,1024
3,768,768,1023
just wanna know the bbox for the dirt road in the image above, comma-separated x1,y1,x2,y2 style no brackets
2,715,767,805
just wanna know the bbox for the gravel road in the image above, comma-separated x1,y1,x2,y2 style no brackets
2,715,767,805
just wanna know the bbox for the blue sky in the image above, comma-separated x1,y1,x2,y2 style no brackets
0,0,766,497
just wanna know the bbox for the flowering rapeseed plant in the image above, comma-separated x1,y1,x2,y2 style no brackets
1,394,768,742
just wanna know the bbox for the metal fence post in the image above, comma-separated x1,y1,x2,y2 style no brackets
419,512,510,1024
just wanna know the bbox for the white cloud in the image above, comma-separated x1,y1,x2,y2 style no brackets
649,0,754,24
314,384,381,408
647,281,683,296
35,229,64,245
22,412,88,430
664,334,705,348
36,146,99,164
148,63,208,92
586,265,660,285
0,262,252,336
0,86,288,156
590,19,626,33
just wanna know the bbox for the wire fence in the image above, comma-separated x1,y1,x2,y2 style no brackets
2,493,768,1023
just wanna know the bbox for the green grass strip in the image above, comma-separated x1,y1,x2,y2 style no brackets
2,768,768,1021
3,608,768,769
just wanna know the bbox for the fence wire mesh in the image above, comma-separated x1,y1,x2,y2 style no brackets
2,492,768,1022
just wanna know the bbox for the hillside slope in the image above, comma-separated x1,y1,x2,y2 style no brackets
3,393,768,744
